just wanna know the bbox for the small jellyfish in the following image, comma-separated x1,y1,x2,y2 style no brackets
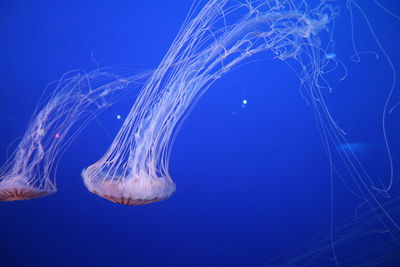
0,69,149,201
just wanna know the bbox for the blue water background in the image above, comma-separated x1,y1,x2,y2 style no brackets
1,1,400,266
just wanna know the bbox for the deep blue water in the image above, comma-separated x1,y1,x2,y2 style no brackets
1,1,400,266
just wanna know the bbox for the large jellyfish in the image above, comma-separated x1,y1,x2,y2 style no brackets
81,0,335,205
0,69,149,201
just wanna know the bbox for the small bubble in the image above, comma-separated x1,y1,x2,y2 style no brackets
116,115,121,120
242,99,247,105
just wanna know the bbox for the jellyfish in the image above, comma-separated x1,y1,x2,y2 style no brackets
0,69,149,201
81,0,335,205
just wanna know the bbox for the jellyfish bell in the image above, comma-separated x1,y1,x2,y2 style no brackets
82,167,175,205
0,174,54,201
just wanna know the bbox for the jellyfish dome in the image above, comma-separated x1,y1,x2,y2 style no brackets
82,167,175,205
0,174,54,201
